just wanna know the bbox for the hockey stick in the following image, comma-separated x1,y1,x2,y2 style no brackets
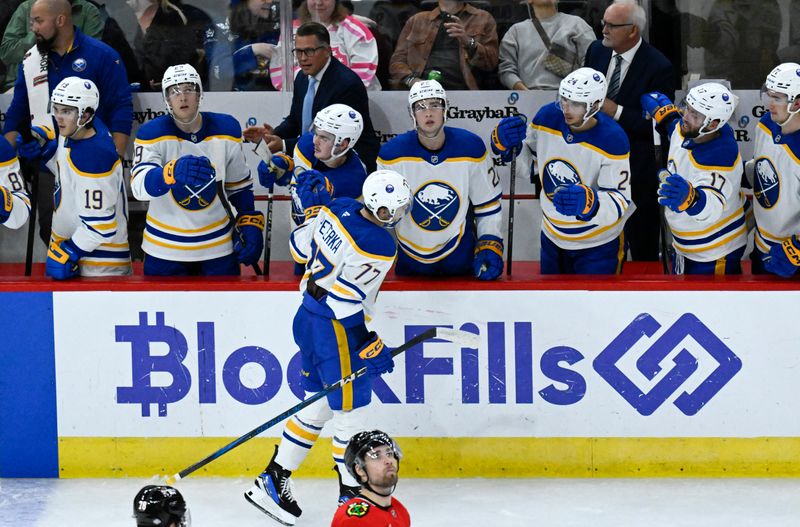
506,146,517,276
22,156,38,276
216,181,263,275
165,326,479,484
263,181,273,276
652,121,672,274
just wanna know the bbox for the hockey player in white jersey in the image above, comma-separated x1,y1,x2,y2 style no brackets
130,64,263,276
0,137,30,230
258,104,368,226
19,77,131,279
746,63,800,277
492,68,632,274
245,169,411,526
640,82,747,274
377,80,504,280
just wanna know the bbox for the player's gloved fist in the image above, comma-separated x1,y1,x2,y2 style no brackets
765,236,800,278
553,183,598,219
473,234,504,281
164,155,215,188
233,211,265,265
0,185,13,224
295,169,333,220
657,171,704,214
491,115,526,161
257,152,294,189
46,238,83,280
357,331,394,377
640,92,678,124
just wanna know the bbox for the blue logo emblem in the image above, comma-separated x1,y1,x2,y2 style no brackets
593,313,741,416
72,58,87,72
593,73,601,81
84,81,91,90
385,184,394,193
507,92,519,105
171,176,217,211
753,157,780,209
411,181,459,231
247,117,257,127
349,111,357,118
722,93,729,101
542,158,581,199
738,115,750,128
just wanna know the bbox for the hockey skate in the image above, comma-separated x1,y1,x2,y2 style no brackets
334,465,361,505
245,447,302,526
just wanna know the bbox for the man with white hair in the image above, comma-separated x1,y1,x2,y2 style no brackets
584,0,676,263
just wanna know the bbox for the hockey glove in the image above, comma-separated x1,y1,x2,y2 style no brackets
233,211,265,266
16,125,57,164
295,169,334,220
491,115,526,161
357,331,394,377
657,172,705,215
0,185,13,224
765,236,800,278
46,238,83,280
257,152,294,189
473,235,504,281
553,184,598,220
164,155,216,188
641,92,679,124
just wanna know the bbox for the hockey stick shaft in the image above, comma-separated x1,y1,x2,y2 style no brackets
216,181,263,275
23,159,39,276
263,184,273,276
652,121,671,275
506,147,517,276
166,326,478,483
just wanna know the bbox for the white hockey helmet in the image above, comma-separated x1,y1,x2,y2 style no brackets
312,104,363,161
764,63,800,122
362,169,412,227
50,76,99,131
162,63,203,118
684,82,737,136
558,68,607,126
408,79,448,123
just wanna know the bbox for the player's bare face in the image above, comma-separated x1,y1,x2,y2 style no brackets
362,446,399,489
52,103,80,136
762,89,791,122
166,83,201,122
313,129,335,160
413,99,445,137
559,97,587,128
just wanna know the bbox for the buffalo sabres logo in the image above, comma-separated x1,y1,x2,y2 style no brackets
753,157,780,209
542,159,581,199
72,58,87,72
171,178,217,211
411,181,460,231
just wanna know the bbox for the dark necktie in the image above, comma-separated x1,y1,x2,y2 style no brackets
607,54,623,100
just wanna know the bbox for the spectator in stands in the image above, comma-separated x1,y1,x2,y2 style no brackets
243,22,380,172
208,0,281,91
702,0,780,89
0,0,102,93
249,0,381,91
388,0,498,91
130,0,213,91
499,0,595,90
367,0,421,87
584,0,675,262
3,0,132,246
0,0,26,90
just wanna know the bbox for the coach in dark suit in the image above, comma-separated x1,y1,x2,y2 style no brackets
585,0,676,261
246,22,380,172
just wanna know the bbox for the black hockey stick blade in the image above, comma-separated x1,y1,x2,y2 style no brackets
165,326,478,484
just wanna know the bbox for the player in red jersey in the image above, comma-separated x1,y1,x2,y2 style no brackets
331,430,410,527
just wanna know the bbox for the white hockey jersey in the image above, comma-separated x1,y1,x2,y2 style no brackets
664,123,747,262
290,198,396,323
750,114,800,255
130,112,253,262
0,137,30,230
522,103,633,250
377,127,502,264
46,126,131,276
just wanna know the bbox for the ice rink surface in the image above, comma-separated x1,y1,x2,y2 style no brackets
1,477,799,527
